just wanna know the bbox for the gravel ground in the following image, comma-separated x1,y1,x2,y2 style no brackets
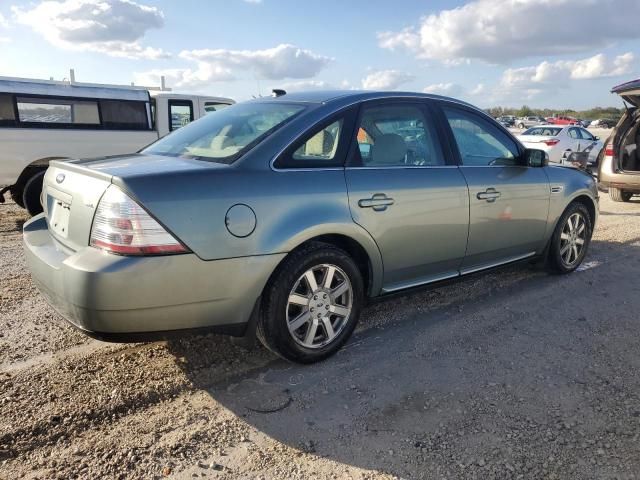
1,189,640,480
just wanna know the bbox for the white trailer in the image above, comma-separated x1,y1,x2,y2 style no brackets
0,75,234,214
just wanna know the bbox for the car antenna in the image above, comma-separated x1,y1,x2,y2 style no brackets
272,89,286,98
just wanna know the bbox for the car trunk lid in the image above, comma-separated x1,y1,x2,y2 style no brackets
43,154,220,252
517,135,558,147
43,161,113,252
612,78,640,107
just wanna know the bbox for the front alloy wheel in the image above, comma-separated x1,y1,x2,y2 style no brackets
559,212,587,268
547,202,592,274
258,243,364,363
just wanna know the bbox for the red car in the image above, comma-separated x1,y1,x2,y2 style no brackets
546,115,580,125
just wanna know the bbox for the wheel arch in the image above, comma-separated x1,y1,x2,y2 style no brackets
266,227,384,298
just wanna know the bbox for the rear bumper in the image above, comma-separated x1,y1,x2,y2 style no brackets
599,157,640,191
23,215,285,340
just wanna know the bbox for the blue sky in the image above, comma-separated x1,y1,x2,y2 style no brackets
0,0,638,109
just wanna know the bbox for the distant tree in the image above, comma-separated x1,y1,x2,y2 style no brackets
517,105,533,117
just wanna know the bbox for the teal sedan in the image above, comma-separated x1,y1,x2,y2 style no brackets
23,90,598,363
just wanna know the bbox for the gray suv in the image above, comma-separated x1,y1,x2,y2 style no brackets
23,91,599,363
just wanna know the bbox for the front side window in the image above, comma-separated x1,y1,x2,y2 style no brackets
144,102,306,164
16,97,99,125
443,106,519,166
579,128,594,141
169,100,194,131
352,103,444,167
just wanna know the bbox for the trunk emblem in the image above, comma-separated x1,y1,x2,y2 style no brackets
56,173,65,184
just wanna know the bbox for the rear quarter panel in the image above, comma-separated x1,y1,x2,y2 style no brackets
117,167,385,295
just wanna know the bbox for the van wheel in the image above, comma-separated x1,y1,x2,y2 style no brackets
22,171,46,216
547,202,592,274
257,242,364,363
609,187,633,202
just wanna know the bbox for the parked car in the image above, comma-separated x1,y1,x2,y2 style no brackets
0,75,234,215
23,90,598,363
547,115,580,126
516,116,547,129
598,79,640,202
579,119,592,128
497,115,515,127
589,118,616,129
517,125,603,167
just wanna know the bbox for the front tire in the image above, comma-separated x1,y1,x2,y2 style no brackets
257,243,364,363
547,202,592,274
609,187,633,202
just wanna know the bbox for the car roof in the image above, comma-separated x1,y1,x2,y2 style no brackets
251,89,478,109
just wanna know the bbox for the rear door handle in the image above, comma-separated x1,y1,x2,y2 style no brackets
476,188,501,202
358,193,395,211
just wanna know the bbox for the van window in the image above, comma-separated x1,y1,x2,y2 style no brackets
169,100,194,131
16,97,100,124
100,100,150,130
0,94,15,123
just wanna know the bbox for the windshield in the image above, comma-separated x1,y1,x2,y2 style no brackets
523,127,561,136
143,102,306,163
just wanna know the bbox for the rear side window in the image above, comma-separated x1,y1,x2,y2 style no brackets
568,128,580,139
443,106,520,166
17,97,100,125
204,102,231,113
524,127,561,136
351,103,444,167
292,120,343,162
100,100,150,130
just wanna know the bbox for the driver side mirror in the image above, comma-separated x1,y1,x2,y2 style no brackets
525,148,548,167
594,136,600,140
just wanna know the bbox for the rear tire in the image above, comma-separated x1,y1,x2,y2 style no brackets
547,202,592,274
609,187,633,202
22,170,46,216
257,242,364,363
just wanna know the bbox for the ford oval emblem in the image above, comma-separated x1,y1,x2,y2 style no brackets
56,173,65,184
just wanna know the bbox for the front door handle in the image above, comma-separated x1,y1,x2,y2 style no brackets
476,188,501,202
358,193,395,211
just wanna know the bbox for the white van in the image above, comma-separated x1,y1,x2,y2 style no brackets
0,76,234,214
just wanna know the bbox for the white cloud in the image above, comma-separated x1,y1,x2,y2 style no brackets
469,83,485,96
0,13,8,28
134,44,332,88
179,44,331,81
423,82,462,96
0,37,10,44
276,80,333,92
378,0,640,64
12,0,168,59
361,69,414,90
501,52,635,89
243,0,263,3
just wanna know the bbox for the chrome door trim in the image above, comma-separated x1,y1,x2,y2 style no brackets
460,251,536,276
381,271,460,294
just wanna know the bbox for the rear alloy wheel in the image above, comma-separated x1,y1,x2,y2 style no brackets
258,243,364,363
609,187,633,202
518,123,525,129
547,202,592,274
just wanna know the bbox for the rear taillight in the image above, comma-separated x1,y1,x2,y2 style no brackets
543,139,560,146
90,185,189,256
605,144,615,157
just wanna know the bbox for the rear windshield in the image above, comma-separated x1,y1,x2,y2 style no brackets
143,102,306,163
523,126,561,136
